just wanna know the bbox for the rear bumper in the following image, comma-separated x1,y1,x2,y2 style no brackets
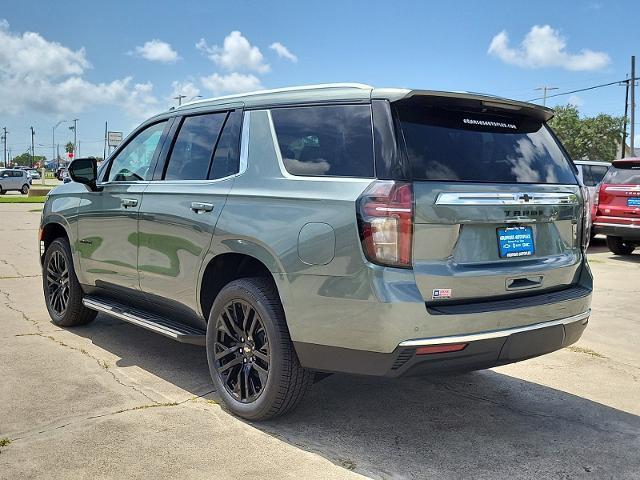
594,221,640,240
295,310,590,377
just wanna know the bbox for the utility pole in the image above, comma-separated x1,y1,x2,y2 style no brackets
173,94,186,106
631,56,636,154
622,77,630,158
52,120,67,170
30,126,35,167
103,121,107,161
1,127,6,167
69,119,78,159
535,86,559,107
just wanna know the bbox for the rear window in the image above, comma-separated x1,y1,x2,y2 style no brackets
396,104,577,184
603,166,640,185
271,105,374,177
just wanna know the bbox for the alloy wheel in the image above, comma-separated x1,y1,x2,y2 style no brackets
214,299,270,403
46,250,70,315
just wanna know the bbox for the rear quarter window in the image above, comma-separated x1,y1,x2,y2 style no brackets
270,104,374,177
396,104,577,184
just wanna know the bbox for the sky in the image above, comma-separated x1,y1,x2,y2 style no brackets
1,0,638,160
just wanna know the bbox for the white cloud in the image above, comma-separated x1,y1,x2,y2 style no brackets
0,20,160,119
196,31,270,73
170,80,201,101
567,94,583,106
133,39,179,63
0,20,90,78
200,72,262,95
269,42,298,63
488,25,610,71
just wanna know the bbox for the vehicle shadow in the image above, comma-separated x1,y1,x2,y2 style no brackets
588,235,640,262
74,315,640,479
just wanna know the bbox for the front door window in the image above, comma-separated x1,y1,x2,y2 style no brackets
107,121,167,182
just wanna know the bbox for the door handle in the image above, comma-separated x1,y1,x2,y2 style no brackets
121,198,138,208
190,202,214,213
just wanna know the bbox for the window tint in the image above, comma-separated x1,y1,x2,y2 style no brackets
271,105,374,177
108,121,166,182
396,104,577,184
603,166,640,185
164,113,226,180
587,164,609,185
209,110,242,179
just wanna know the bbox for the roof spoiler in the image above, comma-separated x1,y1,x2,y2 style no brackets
612,158,640,168
391,90,554,122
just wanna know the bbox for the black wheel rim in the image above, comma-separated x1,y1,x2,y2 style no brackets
46,250,70,315
214,299,270,403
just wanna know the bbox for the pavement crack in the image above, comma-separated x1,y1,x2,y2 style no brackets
1,288,157,404
11,402,184,442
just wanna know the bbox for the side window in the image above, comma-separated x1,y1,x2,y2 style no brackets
209,110,242,179
164,113,226,180
590,165,609,185
107,121,166,182
271,105,374,177
581,166,596,186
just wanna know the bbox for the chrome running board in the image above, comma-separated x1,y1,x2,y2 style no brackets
82,296,206,346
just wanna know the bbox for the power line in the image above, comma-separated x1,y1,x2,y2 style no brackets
527,77,640,103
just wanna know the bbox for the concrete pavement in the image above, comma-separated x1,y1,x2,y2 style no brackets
0,203,638,479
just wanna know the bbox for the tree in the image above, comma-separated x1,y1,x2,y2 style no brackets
548,105,624,161
12,153,46,166
65,141,74,154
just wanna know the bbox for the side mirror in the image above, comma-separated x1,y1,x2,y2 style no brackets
68,157,99,191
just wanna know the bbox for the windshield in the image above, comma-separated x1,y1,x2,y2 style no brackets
396,104,577,184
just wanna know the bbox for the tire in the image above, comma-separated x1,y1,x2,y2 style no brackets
606,236,635,255
43,237,97,327
21,184,29,195
0,188,4,195
206,277,313,421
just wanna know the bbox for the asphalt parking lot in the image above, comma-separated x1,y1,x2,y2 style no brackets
0,203,639,479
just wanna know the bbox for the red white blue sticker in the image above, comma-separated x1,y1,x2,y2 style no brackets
432,288,452,299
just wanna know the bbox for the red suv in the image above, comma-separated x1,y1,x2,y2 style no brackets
593,158,640,255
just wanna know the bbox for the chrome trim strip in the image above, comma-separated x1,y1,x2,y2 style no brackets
398,309,591,347
594,222,640,229
603,186,640,192
239,111,250,175
435,191,579,206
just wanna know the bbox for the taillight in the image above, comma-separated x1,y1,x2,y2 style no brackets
580,185,591,250
357,181,413,268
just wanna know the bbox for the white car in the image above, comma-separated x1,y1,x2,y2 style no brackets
573,160,610,229
0,169,31,194
26,168,41,180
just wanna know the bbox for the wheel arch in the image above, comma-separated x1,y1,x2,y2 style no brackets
198,252,287,324
40,220,70,262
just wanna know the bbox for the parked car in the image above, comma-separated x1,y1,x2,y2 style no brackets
26,168,41,180
55,166,67,181
574,160,609,221
593,158,640,255
0,168,31,194
39,84,593,420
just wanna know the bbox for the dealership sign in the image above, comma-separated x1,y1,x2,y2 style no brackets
107,131,123,147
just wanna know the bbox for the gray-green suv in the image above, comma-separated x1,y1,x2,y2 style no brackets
40,84,593,420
